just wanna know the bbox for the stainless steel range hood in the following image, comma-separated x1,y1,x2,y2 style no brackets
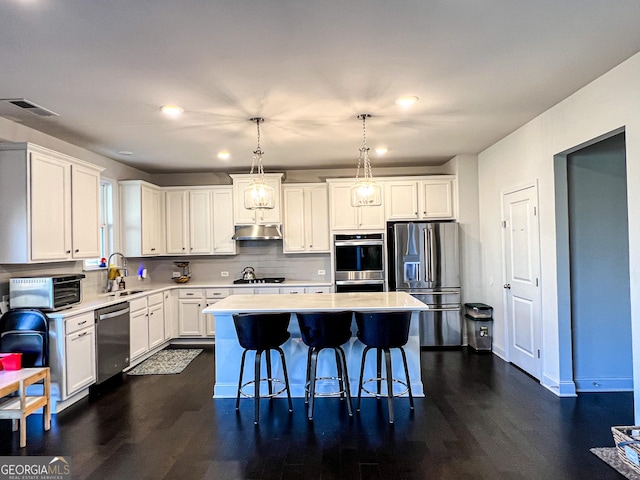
232,224,283,241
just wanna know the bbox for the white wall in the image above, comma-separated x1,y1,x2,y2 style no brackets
478,51,640,417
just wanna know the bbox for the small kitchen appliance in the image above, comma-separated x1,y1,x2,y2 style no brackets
9,274,85,311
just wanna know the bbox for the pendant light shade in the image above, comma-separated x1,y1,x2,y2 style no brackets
244,117,275,210
350,114,382,207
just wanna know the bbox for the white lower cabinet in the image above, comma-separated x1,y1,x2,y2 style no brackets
163,289,176,340
64,312,96,397
178,288,227,337
148,293,165,349
130,300,150,361
306,286,332,294
178,289,205,336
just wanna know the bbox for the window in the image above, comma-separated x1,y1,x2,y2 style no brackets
84,179,116,270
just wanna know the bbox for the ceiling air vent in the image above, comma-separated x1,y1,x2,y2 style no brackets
0,98,59,117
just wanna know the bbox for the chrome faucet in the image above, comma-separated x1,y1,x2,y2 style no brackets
106,252,129,292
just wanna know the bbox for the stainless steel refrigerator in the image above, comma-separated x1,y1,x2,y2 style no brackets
387,221,461,347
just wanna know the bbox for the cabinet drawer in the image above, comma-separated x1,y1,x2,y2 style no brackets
65,311,94,335
255,288,280,295
306,286,332,294
205,288,230,299
147,292,164,306
179,288,203,299
280,287,304,294
129,297,148,312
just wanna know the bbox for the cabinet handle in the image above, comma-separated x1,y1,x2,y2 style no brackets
182,247,185,251
75,249,80,253
309,244,313,248
74,331,89,339
66,250,71,254
78,320,87,326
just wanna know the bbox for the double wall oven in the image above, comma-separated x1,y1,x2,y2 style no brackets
333,233,385,292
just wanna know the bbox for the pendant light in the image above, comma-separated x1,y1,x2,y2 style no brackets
244,117,275,210
350,114,382,207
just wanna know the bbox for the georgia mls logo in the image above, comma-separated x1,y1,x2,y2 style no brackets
0,456,71,480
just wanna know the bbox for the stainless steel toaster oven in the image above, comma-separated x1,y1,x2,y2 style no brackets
9,274,85,311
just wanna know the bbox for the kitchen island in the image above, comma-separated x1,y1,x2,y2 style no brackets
203,292,429,398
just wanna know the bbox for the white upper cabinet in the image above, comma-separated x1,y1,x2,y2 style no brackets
165,186,235,256
328,182,385,231
419,177,455,219
211,186,236,254
120,180,165,257
282,183,330,253
165,190,189,254
230,173,283,225
0,142,103,263
385,180,420,220
384,176,456,221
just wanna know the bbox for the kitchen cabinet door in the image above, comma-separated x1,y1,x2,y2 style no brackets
148,302,165,349
163,290,177,340
212,187,236,254
178,297,204,336
282,187,306,252
189,189,212,254
385,181,419,220
420,178,454,219
306,185,330,252
165,190,189,254
30,151,72,261
130,308,150,360
70,164,101,258
65,323,96,396
141,185,164,255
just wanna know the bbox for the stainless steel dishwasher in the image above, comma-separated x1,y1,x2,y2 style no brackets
95,302,130,384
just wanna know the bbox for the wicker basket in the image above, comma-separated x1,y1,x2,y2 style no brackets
612,426,640,474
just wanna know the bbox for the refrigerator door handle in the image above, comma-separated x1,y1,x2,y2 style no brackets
424,227,434,282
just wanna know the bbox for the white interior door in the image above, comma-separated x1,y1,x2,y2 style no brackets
503,185,542,379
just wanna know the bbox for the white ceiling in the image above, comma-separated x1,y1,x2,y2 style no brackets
1,1,639,174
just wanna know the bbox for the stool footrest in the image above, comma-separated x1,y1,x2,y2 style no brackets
361,377,409,398
240,378,288,399
305,377,348,398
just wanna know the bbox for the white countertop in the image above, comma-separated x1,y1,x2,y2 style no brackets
45,280,333,318
202,291,428,314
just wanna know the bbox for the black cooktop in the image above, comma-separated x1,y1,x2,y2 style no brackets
233,277,285,284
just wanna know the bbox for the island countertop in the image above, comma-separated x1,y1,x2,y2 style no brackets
202,291,429,315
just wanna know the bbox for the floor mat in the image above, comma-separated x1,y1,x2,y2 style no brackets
591,447,640,479
127,348,202,375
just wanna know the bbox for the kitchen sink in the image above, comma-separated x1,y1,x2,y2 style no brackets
105,289,146,297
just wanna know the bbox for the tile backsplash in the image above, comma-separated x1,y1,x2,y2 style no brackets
0,241,331,299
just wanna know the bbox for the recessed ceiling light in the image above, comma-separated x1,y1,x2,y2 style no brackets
160,104,184,117
395,96,419,107
375,147,388,155
117,150,133,156
217,151,231,160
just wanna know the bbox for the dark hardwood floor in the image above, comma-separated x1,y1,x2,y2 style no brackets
0,347,632,479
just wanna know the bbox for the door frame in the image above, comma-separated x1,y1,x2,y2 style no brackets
500,180,543,378
553,126,627,397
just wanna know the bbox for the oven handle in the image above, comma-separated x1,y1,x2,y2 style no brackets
334,240,384,247
98,308,130,321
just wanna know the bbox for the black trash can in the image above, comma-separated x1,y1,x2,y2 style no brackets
464,303,493,352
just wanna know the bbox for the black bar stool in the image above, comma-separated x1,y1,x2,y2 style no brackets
232,313,293,425
296,311,353,420
354,311,414,424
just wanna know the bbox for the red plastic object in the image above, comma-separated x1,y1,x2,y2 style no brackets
0,353,22,370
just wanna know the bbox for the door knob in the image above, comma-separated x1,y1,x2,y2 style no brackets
504,284,511,289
